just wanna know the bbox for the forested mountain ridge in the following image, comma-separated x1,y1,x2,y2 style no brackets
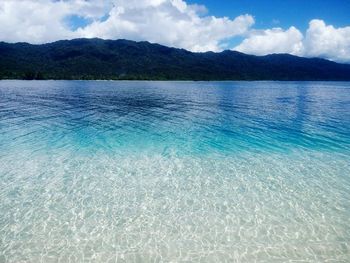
1,38,350,80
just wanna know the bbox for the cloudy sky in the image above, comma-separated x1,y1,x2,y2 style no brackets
1,0,349,62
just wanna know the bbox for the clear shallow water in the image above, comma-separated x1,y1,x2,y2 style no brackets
0,80,349,262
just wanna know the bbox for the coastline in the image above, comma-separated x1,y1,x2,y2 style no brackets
1,78,350,82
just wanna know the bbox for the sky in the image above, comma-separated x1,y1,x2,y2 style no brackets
0,0,349,62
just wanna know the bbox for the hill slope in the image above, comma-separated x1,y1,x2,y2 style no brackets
1,38,350,80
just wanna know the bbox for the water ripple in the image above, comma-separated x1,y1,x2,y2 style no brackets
0,80,350,262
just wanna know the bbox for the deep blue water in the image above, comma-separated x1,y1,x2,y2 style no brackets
1,81,349,156
0,81,350,262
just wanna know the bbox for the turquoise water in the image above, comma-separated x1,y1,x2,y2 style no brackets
0,80,349,262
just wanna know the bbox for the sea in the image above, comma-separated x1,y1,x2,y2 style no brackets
0,80,349,262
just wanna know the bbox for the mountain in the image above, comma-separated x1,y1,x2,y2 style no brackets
1,38,350,81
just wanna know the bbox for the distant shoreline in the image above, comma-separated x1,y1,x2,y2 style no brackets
1,78,350,82
2,38,350,81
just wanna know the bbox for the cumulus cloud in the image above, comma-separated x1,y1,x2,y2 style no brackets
234,19,350,62
0,1,349,62
0,0,116,43
76,0,255,51
0,0,254,52
0,0,71,43
303,19,350,62
234,27,303,56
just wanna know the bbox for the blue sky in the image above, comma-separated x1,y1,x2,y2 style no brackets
185,0,350,48
0,0,349,62
188,0,350,31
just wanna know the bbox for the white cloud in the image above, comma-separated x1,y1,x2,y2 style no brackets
303,19,350,62
0,0,113,43
0,0,72,43
0,0,254,52
234,27,304,56
1,1,349,62
77,1,254,52
234,19,350,62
